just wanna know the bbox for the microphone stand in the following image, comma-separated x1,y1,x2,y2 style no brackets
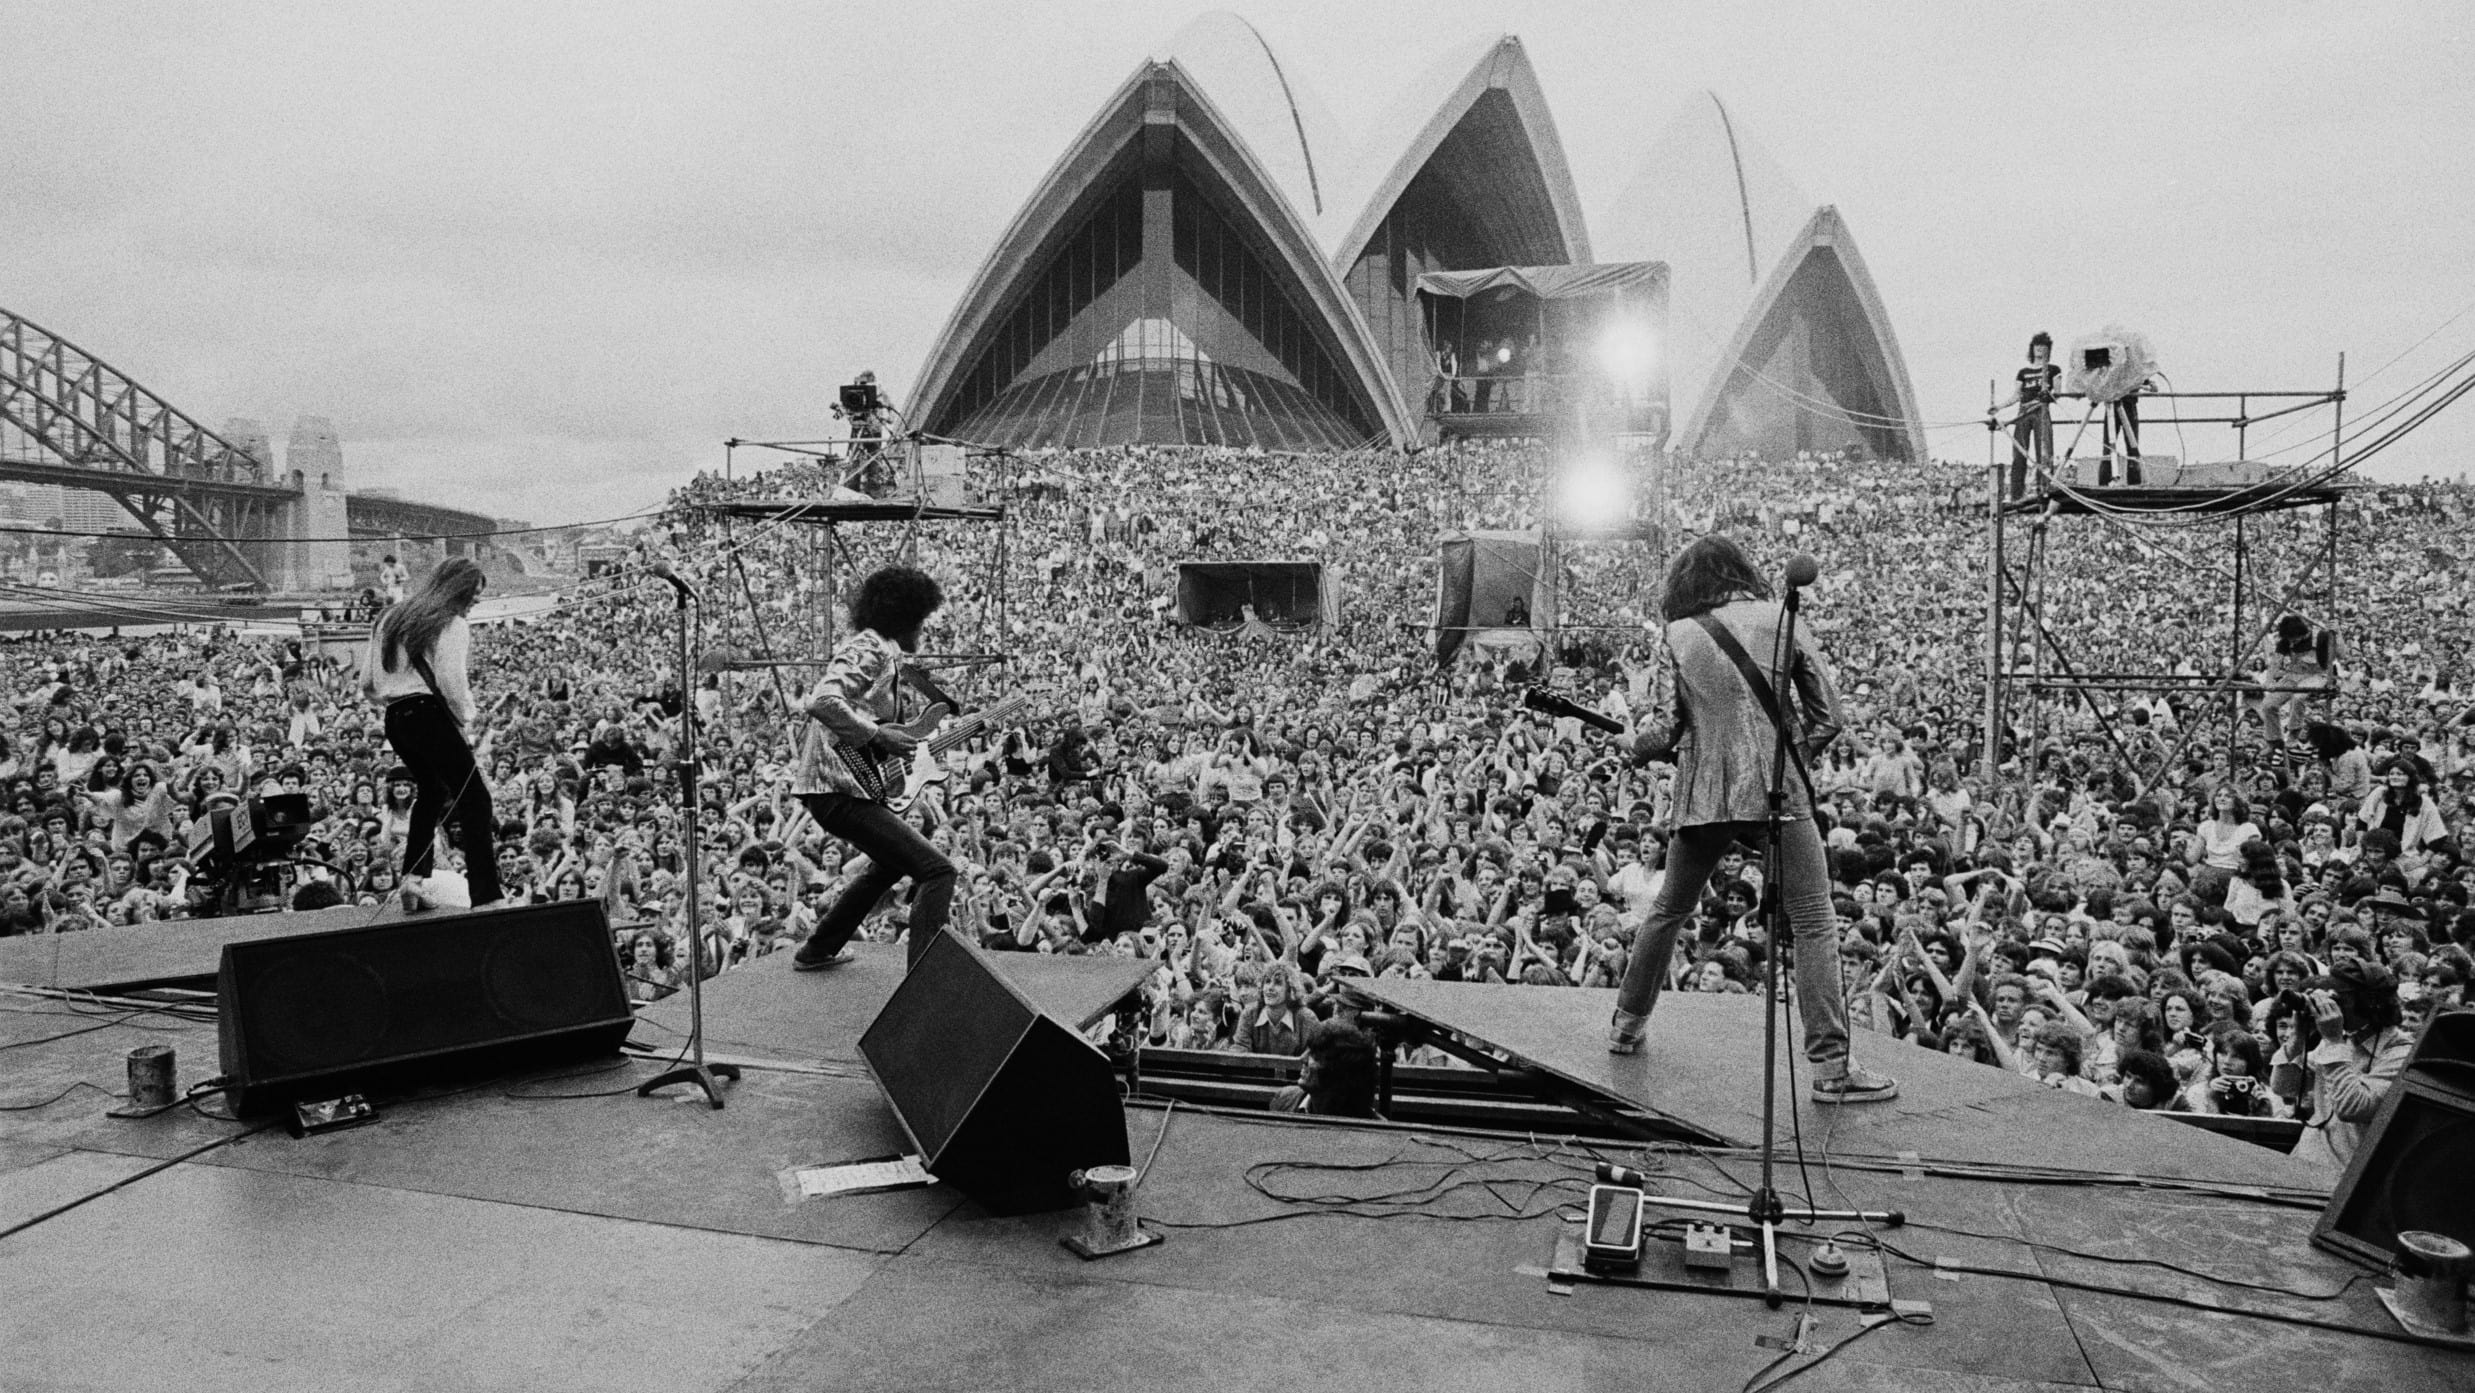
1631,577,1898,1307
640,573,741,1110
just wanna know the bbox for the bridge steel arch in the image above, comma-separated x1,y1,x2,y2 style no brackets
0,307,284,589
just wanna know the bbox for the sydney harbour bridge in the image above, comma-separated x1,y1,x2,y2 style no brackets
0,306,508,592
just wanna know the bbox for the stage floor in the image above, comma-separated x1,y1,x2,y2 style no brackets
1350,980,2323,1191
1,940,2464,1392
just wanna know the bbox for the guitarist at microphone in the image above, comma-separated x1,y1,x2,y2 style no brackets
789,566,960,973
1601,537,1897,1106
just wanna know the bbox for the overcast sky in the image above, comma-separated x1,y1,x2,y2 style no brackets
6,2,2470,525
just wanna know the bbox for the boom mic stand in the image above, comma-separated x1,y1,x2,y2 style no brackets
639,565,741,1110
1630,571,1899,1306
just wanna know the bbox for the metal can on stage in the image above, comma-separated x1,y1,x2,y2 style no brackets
125,1044,176,1109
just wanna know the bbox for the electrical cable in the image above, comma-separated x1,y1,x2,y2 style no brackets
0,1116,277,1244
1893,1213,2370,1301
1143,1135,1596,1230
2239,293,2475,456
0,1079,112,1110
497,1052,680,1101
2042,346,2475,526
1745,1309,1922,1393
1831,1227,2452,1352
1794,1077,2424,1350
0,1014,142,1051
1134,1097,1177,1186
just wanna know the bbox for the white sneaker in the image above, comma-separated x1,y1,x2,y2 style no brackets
1811,1062,1899,1105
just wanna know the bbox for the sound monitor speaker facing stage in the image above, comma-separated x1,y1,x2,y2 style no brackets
218,900,635,1114
859,931,1129,1215
2313,1014,2475,1270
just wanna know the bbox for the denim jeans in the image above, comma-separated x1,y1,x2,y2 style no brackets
2008,410,2053,497
1613,817,1849,1069
384,694,502,906
798,793,956,967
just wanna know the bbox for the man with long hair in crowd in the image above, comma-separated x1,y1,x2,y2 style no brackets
359,556,500,910
1610,534,1898,1104
789,565,958,972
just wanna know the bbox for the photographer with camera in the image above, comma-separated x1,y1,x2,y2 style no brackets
2290,960,2415,1175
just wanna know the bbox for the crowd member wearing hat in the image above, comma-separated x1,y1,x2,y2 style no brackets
2291,960,2413,1176
1607,535,1896,1105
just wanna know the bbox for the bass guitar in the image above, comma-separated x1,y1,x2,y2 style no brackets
831,691,1036,812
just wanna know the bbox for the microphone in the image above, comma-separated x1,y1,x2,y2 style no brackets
1595,1161,1648,1188
1783,554,1820,590
648,560,696,602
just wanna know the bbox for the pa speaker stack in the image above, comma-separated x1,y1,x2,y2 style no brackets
2313,1013,2475,1270
858,932,1129,1215
218,900,635,1114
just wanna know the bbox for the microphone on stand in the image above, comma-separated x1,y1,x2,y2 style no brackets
648,559,696,603
1782,553,1819,612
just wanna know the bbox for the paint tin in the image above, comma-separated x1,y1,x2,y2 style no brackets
2395,1231,2470,1335
125,1044,176,1110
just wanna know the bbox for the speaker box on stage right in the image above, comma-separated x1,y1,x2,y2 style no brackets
859,931,1129,1215
218,899,635,1115
2312,1013,2475,1270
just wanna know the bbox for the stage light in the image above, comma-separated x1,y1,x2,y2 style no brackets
1597,317,1658,383
1558,453,1630,527
1496,346,1513,366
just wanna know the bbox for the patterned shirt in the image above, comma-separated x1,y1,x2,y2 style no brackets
791,628,908,797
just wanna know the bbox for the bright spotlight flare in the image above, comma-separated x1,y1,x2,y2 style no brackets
1596,316,1658,383
1557,453,1631,528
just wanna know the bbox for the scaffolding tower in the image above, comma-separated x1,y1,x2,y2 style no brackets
1983,366,2348,781
693,437,1015,713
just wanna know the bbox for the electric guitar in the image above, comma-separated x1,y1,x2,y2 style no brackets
1520,686,1625,735
830,691,1036,812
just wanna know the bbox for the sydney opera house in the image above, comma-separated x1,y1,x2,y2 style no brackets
908,14,1927,463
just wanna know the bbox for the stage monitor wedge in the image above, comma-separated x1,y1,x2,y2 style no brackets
859,931,1129,1215
2312,1013,2475,1270
218,899,635,1115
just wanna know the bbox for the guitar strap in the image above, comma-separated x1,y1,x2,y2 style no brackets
1690,613,1826,828
900,663,960,716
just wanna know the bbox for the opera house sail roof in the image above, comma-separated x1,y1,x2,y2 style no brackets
909,20,1927,460
1324,34,1591,427
908,30,1408,450
1677,206,1928,464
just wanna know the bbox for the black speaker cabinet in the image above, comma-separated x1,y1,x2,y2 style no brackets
218,899,635,1114
858,932,1128,1215
2312,1016,2475,1270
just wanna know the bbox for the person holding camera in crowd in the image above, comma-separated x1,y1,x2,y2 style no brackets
2290,960,2414,1175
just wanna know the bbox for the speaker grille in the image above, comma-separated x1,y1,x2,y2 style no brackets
2326,1087,2475,1258
250,952,390,1074
218,900,633,1111
485,927,609,1029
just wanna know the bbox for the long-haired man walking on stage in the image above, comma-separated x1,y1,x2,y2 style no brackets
789,565,958,972
1609,535,1898,1104
361,556,501,910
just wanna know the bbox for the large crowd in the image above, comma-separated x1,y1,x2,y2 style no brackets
8,436,2473,1170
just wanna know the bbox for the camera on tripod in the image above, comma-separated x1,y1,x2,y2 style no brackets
187,792,314,877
